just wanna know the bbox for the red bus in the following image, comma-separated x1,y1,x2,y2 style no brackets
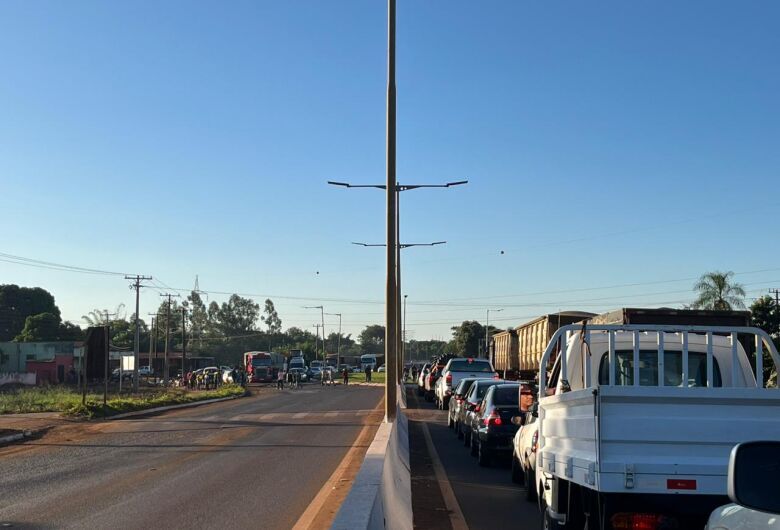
244,351,284,383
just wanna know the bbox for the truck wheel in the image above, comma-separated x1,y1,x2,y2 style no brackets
477,440,491,467
511,455,524,484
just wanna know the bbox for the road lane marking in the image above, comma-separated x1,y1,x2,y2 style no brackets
292,412,308,419
420,410,468,530
325,412,339,418
291,401,384,530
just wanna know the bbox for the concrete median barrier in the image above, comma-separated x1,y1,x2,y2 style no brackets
331,385,412,530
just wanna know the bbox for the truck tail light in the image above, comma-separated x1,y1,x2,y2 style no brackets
610,513,678,530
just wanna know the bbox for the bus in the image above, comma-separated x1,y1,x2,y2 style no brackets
360,354,378,371
244,351,285,383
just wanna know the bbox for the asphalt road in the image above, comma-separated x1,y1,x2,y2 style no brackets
0,384,383,530
407,386,541,530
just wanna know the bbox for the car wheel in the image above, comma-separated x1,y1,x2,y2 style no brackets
470,435,478,457
456,422,463,439
446,412,453,428
463,430,471,447
477,440,491,467
511,455,524,484
525,466,537,502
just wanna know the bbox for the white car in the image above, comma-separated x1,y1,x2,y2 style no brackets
138,366,154,377
511,409,538,501
377,365,386,373
434,357,495,410
705,441,780,529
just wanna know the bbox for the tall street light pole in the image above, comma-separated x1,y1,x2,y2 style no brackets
325,313,342,364
403,294,408,372
486,308,504,361
328,0,467,421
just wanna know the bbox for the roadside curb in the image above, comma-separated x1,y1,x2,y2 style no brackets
108,392,247,420
0,430,34,446
0,392,248,447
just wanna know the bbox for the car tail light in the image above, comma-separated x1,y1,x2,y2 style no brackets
531,430,538,453
493,373,500,379
474,404,481,413
446,373,452,385
610,513,678,530
486,412,502,427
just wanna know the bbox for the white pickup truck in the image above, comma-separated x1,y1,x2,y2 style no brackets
534,323,780,529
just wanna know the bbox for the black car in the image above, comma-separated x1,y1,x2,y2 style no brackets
471,383,522,466
459,379,505,446
447,377,480,431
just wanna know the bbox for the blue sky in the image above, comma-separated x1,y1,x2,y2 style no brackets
1,1,779,341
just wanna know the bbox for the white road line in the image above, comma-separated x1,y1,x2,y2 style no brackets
292,412,308,419
420,417,469,530
324,412,339,418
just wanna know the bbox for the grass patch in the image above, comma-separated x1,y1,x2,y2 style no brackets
347,372,386,384
0,385,246,418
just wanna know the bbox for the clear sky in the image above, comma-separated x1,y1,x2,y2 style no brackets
1,1,779,341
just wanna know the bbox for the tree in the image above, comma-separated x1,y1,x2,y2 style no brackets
14,312,61,342
58,321,85,341
750,296,780,386
81,303,127,326
359,325,385,355
691,271,746,310
184,291,209,346
261,299,282,333
450,320,496,357
0,285,61,341
212,295,260,337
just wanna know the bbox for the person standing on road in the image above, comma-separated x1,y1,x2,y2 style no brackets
277,369,285,390
342,367,349,386
364,364,371,383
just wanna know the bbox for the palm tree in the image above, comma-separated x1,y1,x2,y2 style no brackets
81,303,127,326
692,271,746,310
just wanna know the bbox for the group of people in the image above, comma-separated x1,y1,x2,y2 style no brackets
271,365,374,388
184,367,247,390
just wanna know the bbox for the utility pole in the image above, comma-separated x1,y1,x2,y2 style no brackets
125,275,152,392
326,313,342,364
160,294,180,385
181,307,187,374
486,308,503,360
304,306,326,365
770,288,780,308
148,313,159,371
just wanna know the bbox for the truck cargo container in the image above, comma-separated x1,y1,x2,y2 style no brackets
516,312,595,378
492,328,519,378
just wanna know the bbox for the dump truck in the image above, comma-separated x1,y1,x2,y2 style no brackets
514,312,596,380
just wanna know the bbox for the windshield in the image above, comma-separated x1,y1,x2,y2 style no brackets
598,350,723,387
252,358,271,367
448,359,493,372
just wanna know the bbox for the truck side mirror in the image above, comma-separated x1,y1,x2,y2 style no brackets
728,441,780,515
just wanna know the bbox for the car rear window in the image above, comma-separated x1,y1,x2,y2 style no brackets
448,359,493,372
491,385,521,406
473,381,501,399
